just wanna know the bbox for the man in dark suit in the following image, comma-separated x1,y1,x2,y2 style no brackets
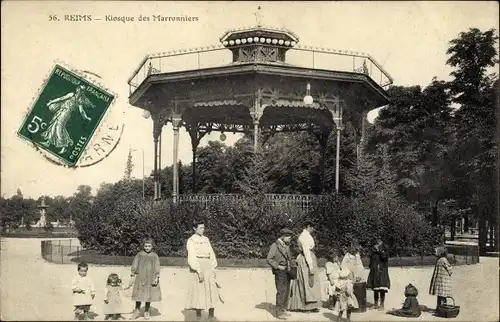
267,228,294,320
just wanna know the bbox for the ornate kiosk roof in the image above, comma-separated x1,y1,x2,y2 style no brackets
127,24,393,135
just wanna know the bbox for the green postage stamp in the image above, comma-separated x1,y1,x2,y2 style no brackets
18,64,117,167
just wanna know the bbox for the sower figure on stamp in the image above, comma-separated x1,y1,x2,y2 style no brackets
41,84,94,154
267,228,295,320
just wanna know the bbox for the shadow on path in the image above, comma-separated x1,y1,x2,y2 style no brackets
420,304,435,313
255,302,276,317
181,309,221,321
128,307,161,319
182,309,198,321
76,311,98,320
323,312,350,322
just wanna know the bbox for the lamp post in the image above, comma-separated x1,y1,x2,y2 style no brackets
303,83,314,105
142,109,155,200
131,148,145,200
332,101,344,192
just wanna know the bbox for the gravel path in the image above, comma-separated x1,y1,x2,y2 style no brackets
1,238,498,321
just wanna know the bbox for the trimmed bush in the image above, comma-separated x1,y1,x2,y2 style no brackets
76,188,440,258
311,193,440,258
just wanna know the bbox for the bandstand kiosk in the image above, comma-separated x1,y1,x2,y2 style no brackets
127,23,393,203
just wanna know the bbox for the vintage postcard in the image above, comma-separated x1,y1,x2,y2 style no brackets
1,1,498,322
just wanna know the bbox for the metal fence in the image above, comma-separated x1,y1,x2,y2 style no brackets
40,239,480,267
41,239,84,264
382,245,480,267
178,193,324,212
127,44,394,96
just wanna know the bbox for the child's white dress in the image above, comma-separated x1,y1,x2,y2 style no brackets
325,261,341,297
341,252,365,281
335,268,359,311
103,285,126,315
72,275,95,307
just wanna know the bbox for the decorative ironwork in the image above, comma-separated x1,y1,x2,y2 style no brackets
178,193,325,211
259,46,278,61
261,123,330,134
354,59,370,75
128,45,393,94
195,123,251,134
147,62,160,76
240,47,257,61
152,112,167,139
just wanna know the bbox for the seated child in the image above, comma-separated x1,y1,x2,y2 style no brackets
335,267,359,322
387,283,421,318
341,244,365,282
325,250,342,310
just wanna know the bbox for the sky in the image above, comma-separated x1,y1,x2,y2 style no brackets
1,1,499,198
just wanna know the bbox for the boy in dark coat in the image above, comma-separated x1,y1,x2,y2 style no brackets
387,283,422,318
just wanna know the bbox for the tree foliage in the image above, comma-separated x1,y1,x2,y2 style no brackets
124,149,134,180
446,28,499,252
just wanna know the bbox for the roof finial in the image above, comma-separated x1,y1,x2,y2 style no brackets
254,6,263,27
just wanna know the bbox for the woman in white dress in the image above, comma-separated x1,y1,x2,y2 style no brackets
185,221,220,321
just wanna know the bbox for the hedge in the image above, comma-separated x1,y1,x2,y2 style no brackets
68,244,479,268
75,181,441,259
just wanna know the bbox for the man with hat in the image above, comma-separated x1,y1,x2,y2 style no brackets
267,228,295,319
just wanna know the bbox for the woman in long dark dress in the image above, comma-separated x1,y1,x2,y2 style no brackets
288,221,322,312
366,239,390,310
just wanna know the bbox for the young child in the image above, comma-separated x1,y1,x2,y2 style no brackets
335,267,359,322
429,246,453,310
103,273,126,320
72,262,96,321
129,238,162,320
341,243,364,282
325,250,341,310
387,283,421,318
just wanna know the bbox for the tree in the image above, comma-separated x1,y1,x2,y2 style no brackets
235,147,274,195
365,79,455,228
446,28,499,253
0,190,38,230
264,132,320,194
196,141,232,193
68,185,93,226
124,149,134,180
